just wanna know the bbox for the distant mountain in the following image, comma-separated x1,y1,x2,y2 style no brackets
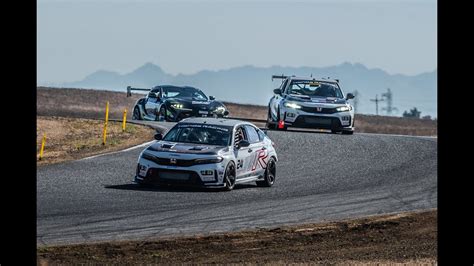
59,62,437,117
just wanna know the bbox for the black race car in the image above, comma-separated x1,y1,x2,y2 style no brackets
127,85,229,122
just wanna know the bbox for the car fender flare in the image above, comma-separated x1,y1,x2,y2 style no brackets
134,98,147,116
155,102,166,113
269,154,278,162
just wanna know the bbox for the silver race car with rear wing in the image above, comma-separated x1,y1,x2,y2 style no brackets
266,75,355,134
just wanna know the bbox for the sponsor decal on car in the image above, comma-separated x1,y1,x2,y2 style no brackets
251,149,268,171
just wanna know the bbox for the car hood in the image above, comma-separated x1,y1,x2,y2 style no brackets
286,94,348,106
146,141,227,155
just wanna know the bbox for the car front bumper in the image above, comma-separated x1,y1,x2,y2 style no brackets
134,159,227,187
282,108,354,130
168,108,228,121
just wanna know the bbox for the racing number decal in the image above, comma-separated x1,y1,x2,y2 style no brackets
237,159,244,169
236,159,244,170
251,149,268,171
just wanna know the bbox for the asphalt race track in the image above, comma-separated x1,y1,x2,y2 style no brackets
37,121,437,246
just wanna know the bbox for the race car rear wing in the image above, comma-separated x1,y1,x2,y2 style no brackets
271,74,289,81
271,75,339,84
126,86,151,97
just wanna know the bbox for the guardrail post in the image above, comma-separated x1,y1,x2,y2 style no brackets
39,133,46,160
122,109,127,132
102,101,109,145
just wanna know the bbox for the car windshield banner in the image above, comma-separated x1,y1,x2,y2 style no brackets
177,123,230,132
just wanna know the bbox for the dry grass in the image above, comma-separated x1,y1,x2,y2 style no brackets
37,209,437,265
37,87,142,120
354,114,437,136
36,116,155,166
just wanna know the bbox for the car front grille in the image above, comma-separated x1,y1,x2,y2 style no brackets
300,106,337,114
142,153,195,167
292,115,343,130
144,168,206,185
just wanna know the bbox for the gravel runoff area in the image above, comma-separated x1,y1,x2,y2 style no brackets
37,209,437,264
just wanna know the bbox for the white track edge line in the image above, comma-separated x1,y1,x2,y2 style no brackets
79,140,155,161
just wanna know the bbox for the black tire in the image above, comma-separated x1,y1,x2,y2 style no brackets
157,106,167,122
133,106,142,120
342,130,354,135
266,108,276,129
223,162,236,191
331,130,341,134
256,157,276,187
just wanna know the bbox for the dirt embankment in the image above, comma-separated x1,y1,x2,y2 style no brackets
37,209,437,265
37,87,142,120
37,87,437,136
36,116,155,166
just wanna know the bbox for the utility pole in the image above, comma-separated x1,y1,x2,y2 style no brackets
352,90,359,113
370,94,384,115
381,88,398,116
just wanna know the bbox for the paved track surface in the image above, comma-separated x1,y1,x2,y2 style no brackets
37,121,437,246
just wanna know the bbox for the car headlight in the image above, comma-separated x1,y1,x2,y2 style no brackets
214,106,226,113
171,103,184,109
284,102,302,109
194,156,224,165
336,106,351,112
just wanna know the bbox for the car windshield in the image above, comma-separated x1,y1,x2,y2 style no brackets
163,123,232,146
162,87,208,101
287,80,343,98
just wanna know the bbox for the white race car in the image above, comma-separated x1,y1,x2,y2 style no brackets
135,117,278,191
267,75,355,134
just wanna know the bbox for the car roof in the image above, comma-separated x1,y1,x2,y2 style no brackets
287,76,339,84
178,117,252,128
153,85,199,90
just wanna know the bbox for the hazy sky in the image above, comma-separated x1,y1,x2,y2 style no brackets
37,0,437,84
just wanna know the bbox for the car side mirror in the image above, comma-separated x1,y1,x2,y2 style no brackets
238,140,250,149
346,93,355,100
148,92,157,98
273,88,282,95
209,96,215,100
154,133,163,140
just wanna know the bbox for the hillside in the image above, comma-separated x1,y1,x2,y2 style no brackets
53,62,437,117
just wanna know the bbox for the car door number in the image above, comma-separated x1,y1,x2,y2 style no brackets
236,159,244,170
